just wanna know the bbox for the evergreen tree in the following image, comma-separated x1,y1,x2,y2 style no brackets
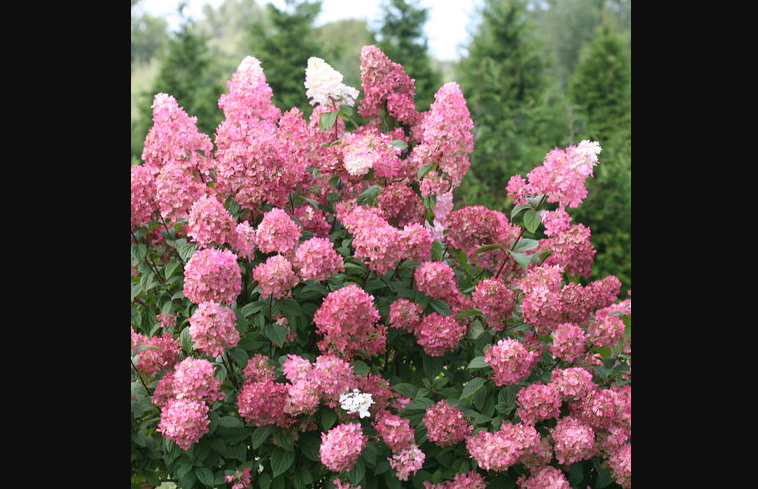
457,0,565,210
568,18,631,290
251,0,321,113
134,10,225,160
375,0,441,111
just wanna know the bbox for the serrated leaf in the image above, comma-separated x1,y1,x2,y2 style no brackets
523,209,541,233
404,397,434,412
470,243,508,258
229,347,248,367
347,459,365,485
510,204,532,220
240,301,265,318
393,383,418,399
180,327,192,352
508,251,532,270
423,355,444,379
467,319,485,340
391,139,408,150
273,428,294,451
265,323,287,347
512,238,539,253
428,299,451,316
458,309,483,319
252,425,273,449
321,408,336,430
218,416,243,428
467,356,488,369
258,473,272,489
195,467,215,487
271,448,295,478
356,185,383,206
375,460,390,475
319,110,338,131
417,162,436,180
460,377,486,400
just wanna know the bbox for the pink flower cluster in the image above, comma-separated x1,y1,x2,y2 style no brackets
423,471,486,489
411,83,474,189
243,354,275,381
171,357,225,404
294,205,331,238
466,422,541,471
183,249,241,305
187,196,236,248
388,298,423,333
423,400,472,447
341,129,402,178
516,466,570,489
131,165,157,229
471,278,516,328
255,208,302,254
445,206,520,273
293,237,345,281
358,45,417,125
157,398,210,450
319,423,367,472
550,323,589,362
540,223,596,277
516,265,564,333
551,368,596,401
389,445,425,481
224,467,253,489
252,254,299,299
516,383,562,425
156,312,177,329
231,221,256,260
313,285,385,359
188,301,240,357
131,332,181,377
377,184,426,227
237,378,291,427
414,313,467,357
558,276,620,324
374,410,415,452
414,261,458,300
607,443,631,488
551,416,597,465
506,140,601,209
485,338,538,386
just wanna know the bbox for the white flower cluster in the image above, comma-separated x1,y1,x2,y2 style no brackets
339,389,374,418
305,57,359,108
570,140,602,174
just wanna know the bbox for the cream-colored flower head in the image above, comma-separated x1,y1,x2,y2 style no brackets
305,57,359,108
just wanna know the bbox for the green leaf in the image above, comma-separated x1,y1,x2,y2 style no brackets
252,425,273,449
429,299,451,316
178,242,198,263
528,194,545,208
271,448,295,477
351,360,371,376
417,162,437,180
273,428,294,451
460,377,487,400
423,355,444,379
375,460,390,475
392,383,417,399
431,240,444,261
229,348,248,367
218,416,243,428
356,185,383,206
319,110,338,131
568,463,584,486
512,238,539,253
131,244,148,263
495,386,516,414
467,356,488,369
469,243,508,258
347,459,365,485
404,397,434,412
595,464,615,488
508,251,532,270
467,319,485,340
523,209,542,233
265,323,287,347
195,467,215,487
510,204,532,220
321,408,336,430
240,301,265,318
457,309,483,319
131,344,160,356
391,139,408,150
259,473,272,489
298,431,321,462
180,327,192,352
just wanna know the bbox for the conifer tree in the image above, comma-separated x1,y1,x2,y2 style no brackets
375,0,441,111
568,18,631,289
251,0,321,112
457,0,564,210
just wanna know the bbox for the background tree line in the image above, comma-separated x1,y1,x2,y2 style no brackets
131,0,631,290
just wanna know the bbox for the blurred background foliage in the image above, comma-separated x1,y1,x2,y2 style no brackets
131,0,630,290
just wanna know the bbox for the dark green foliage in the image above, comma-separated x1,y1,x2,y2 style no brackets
251,0,322,113
131,0,169,67
568,20,631,290
457,0,565,211
375,0,442,111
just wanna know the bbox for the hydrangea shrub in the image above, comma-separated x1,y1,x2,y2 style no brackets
131,45,631,489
